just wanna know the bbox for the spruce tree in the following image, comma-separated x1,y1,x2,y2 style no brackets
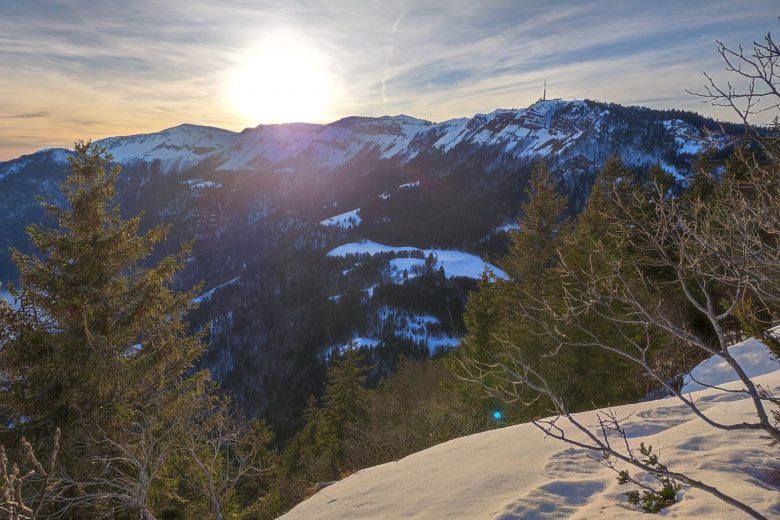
688,148,718,200
502,160,569,283
456,162,575,419
0,141,203,439
458,159,650,418
557,157,648,403
281,349,368,494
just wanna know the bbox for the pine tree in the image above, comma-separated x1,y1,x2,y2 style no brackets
0,141,203,439
456,162,575,419
281,349,368,498
501,160,569,283
688,148,718,200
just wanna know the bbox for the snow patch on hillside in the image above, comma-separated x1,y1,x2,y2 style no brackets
388,257,426,282
327,241,506,281
378,307,457,354
322,336,381,360
663,119,703,155
320,209,362,229
496,221,520,233
327,240,418,257
432,250,506,280
192,277,240,304
321,306,461,360
184,179,221,189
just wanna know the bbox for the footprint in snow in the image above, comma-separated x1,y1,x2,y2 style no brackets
491,479,606,520
542,447,601,479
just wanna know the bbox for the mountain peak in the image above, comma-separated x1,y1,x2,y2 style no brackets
2,100,730,179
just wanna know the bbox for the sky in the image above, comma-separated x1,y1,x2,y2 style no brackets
0,0,775,160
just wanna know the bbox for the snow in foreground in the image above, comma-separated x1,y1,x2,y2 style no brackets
282,341,780,519
681,337,778,393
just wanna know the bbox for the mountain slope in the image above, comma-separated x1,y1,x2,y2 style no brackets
0,99,743,429
281,340,780,520
0,99,728,180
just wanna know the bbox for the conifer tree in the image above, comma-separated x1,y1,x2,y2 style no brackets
0,141,203,439
458,159,648,418
456,162,579,419
281,349,368,501
502,160,569,283
687,148,718,200
555,157,652,402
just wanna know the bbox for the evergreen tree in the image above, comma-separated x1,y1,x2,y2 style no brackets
502,160,569,283
0,141,203,439
455,162,577,419
688,148,718,200
0,141,283,519
280,350,368,506
457,159,649,419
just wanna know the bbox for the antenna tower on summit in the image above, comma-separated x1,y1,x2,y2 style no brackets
543,80,547,101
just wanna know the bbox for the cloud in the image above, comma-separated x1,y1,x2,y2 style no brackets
0,0,776,159
0,112,49,119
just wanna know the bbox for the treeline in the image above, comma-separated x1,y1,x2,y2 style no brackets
276,351,492,511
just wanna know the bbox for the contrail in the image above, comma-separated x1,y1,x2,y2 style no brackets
382,9,407,103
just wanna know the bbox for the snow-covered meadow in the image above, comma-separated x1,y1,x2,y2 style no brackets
320,240,505,357
283,339,780,519
327,240,507,280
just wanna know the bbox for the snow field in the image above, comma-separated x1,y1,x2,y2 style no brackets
283,338,780,519
327,240,507,281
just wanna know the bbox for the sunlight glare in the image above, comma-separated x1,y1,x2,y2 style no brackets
228,31,338,124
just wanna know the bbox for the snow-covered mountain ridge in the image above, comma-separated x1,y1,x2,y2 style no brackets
0,99,724,178
0,99,745,425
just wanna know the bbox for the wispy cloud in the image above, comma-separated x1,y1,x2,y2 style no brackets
0,112,49,119
0,0,775,160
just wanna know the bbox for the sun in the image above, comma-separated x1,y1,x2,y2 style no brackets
227,31,338,124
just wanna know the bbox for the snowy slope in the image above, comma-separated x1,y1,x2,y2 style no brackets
320,209,362,229
3,99,719,179
322,306,460,360
681,338,778,393
282,339,780,520
192,276,240,304
95,124,236,174
0,147,71,180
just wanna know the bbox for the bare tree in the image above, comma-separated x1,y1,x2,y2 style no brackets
688,32,779,131
459,30,780,520
0,429,61,520
181,397,272,520
50,406,180,520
